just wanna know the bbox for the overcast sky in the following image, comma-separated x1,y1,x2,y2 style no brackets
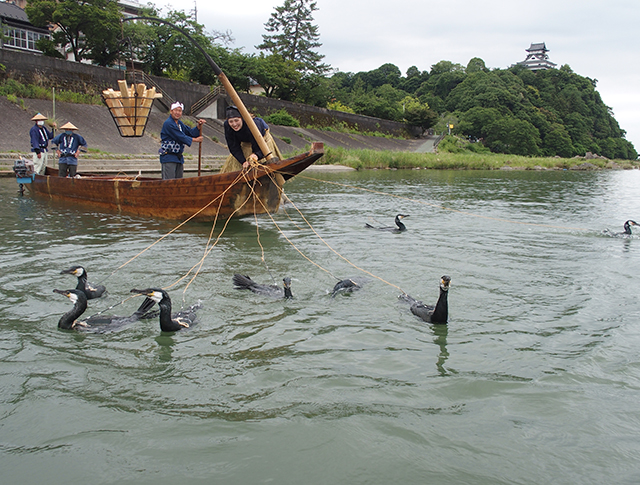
160,0,639,153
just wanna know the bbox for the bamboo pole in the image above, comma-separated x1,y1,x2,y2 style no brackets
121,16,274,161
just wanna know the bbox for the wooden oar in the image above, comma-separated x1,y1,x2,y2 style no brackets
123,17,273,161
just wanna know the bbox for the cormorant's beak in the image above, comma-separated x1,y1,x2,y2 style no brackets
130,288,151,296
60,268,74,275
53,289,70,297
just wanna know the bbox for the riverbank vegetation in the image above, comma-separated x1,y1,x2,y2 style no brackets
0,79,102,105
320,144,639,171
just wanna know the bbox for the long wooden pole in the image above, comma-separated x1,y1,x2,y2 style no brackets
123,17,273,161
198,124,202,176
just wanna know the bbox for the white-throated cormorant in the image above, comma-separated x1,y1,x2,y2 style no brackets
54,288,156,332
331,278,361,297
60,265,106,299
130,288,201,332
365,214,409,232
603,220,638,238
232,274,293,298
401,275,451,324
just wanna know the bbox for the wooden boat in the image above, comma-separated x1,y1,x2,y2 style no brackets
24,143,323,221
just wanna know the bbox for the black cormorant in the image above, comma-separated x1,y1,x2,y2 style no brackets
232,274,293,298
365,214,409,232
603,220,639,237
54,288,156,331
331,278,361,297
130,288,201,332
60,265,106,299
401,275,451,324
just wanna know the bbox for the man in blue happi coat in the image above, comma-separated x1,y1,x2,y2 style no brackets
29,113,56,174
159,101,206,179
52,122,87,177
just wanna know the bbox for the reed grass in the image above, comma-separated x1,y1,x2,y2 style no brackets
320,147,639,170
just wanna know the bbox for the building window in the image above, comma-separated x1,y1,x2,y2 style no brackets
3,26,49,52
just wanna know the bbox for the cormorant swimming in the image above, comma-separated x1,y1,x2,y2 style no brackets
401,275,451,324
130,288,201,332
61,265,106,299
365,214,409,232
331,278,361,297
603,220,639,238
232,274,293,299
54,288,156,332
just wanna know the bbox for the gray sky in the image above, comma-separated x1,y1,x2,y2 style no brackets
163,0,639,153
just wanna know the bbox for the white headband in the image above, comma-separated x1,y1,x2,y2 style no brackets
170,102,184,111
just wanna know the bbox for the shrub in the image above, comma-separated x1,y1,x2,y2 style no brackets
264,109,300,127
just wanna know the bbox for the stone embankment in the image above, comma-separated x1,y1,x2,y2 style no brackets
0,96,434,176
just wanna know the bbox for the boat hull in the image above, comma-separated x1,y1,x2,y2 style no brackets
28,143,323,221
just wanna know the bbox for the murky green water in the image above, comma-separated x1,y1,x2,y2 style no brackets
2,168,640,484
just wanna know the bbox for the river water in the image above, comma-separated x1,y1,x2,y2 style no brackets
1,168,640,484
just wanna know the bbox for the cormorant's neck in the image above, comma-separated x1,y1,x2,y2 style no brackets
158,300,182,332
58,297,87,329
431,288,448,324
624,223,632,234
76,273,87,291
284,287,293,299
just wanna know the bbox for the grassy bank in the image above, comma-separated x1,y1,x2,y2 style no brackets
320,147,640,171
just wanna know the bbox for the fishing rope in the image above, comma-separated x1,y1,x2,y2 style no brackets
93,170,250,314
298,175,590,231
247,162,408,295
81,293,141,321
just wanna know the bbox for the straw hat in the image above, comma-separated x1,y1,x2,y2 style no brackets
31,113,48,121
60,122,78,130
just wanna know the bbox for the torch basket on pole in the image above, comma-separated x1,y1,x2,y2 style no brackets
102,80,162,137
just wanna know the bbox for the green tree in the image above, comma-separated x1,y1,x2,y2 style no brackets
257,0,329,75
542,123,574,157
402,96,437,134
252,53,303,99
485,117,541,156
466,57,487,74
26,0,122,65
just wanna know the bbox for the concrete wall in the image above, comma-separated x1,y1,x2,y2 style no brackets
234,93,420,137
0,49,210,112
1,49,419,136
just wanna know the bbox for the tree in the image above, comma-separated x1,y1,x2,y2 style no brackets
26,0,122,65
252,54,303,99
401,96,437,134
257,0,329,75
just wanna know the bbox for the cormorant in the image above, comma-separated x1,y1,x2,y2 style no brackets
60,265,106,299
331,278,361,297
130,288,201,332
365,214,409,232
54,288,156,332
603,220,639,237
232,274,293,299
401,275,451,324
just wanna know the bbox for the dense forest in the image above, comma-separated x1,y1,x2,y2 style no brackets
24,0,637,160
322,60,638,160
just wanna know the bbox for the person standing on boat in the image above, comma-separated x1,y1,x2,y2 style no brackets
220,106,282,173
29,113,56,175
52,122,87,178
159,101,205,180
